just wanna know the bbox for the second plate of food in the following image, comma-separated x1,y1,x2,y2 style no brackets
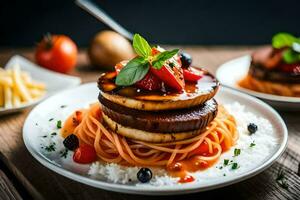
216,32,300,110
216,55,300,110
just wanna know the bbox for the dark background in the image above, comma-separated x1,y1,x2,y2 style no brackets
1,0,300,47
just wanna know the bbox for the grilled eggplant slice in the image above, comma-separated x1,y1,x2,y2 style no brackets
100,95,218,133
98,68,219,111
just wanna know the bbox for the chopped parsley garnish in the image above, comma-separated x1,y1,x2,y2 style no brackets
49,118,54,121
44,143,56,152
42,135,47,138
224,159,229,166
51,132,57,136
56,120,62,129
276,170,289,189
223,174,226,176
60,149,68,158
231,163,239,170
60,105,67,108
234,148,241,156
219,166,223,169
250,142,256,147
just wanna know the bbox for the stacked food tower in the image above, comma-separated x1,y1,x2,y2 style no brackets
97,35,219,143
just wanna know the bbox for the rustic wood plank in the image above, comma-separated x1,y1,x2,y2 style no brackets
0,170,22,200
0,47,299,200
0,152,44,200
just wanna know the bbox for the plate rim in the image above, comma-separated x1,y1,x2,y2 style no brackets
216,55,300,103
22,83,288,195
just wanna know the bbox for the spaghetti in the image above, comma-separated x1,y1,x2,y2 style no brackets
61,103,238,169
239,74,300,97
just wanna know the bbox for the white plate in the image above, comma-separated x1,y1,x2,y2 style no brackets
0,55,81,115
216,55,300,110
23,83,288,195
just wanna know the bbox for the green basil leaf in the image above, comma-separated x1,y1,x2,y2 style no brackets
282,49,300,64
115,57,149,86
152,49,179,69
133,34,152,58
272,33,298,49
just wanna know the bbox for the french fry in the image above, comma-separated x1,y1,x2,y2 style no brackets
29,88,44,98
4,85,12,108
0,76,13,87
21,72,32,84
0,66,46,108
0,85,4,107
25,81,46,90
11,64,32,102
12,86,21,107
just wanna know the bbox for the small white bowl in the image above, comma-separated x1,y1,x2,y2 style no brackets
0,55,81,115
216,55,300,111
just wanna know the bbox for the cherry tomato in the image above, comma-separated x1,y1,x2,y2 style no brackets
35,34,78,73
190,141,209,156
73,144,97,164
183,68,203,82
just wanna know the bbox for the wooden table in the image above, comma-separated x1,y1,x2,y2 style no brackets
0,47,299,200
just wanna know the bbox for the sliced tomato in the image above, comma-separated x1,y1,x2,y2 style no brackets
183,68,203,82
135,72,162,91
73,144,97,164
150,66,184,91
150,47,185,91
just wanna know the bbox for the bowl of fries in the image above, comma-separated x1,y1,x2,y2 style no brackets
0,65,46,109
0,55,81,115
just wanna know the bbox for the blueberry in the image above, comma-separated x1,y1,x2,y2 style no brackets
180,52,192,68
63,134,79,150
248,123,258,134
137,168,152,183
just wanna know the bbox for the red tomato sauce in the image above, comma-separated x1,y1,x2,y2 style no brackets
167,155,218,183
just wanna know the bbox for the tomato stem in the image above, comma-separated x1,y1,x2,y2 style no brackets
44,33,53,50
